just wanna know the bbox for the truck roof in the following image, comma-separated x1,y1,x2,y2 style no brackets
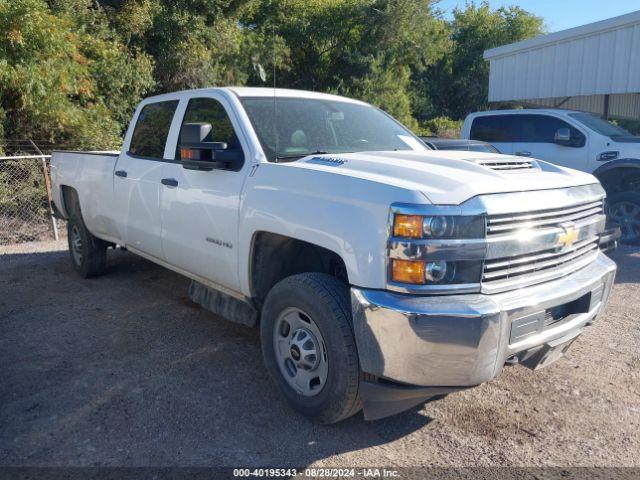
140,86,368,105
467,108,579,117
228,87,368,105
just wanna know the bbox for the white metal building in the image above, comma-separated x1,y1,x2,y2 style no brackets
484,10,640,120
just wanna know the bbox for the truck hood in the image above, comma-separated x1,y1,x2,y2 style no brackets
283,150,598,205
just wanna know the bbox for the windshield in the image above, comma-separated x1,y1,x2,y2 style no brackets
436,143,500,153
468,143,500,153
568,112,632,137
240,97,427,161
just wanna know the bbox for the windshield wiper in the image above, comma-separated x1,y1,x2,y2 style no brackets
275,150,329,161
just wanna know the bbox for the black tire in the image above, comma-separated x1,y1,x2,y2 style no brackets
67,215,107,278
607,191,640,245
260,272,361,424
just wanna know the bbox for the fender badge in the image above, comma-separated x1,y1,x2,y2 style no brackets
306,156,348,166
206,237,233,249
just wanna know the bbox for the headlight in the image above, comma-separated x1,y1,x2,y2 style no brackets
423,216,452,238
391,259,482,285
393,214,484,239
424,260,449,282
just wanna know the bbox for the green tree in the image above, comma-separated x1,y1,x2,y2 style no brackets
245,0,448,126
416,1,544,121
102,0,275,92
0,0,154,149
0,0,545,147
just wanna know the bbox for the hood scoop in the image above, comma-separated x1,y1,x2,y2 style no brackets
467,157,539,172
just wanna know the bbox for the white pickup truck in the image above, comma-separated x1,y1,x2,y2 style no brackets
462,109,640,244
51,87,617,423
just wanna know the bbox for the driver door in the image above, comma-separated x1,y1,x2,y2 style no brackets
512,114,587,170
160,95,249,293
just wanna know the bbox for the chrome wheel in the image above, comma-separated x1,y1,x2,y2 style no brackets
273,307,328,397
70,224,83,266
609,200,640,243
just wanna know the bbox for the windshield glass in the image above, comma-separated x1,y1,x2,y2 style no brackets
436,143,500,153
568,112,632,137
468,143,499,153
240,97,427,161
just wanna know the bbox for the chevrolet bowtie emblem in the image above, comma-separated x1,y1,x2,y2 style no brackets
558,226,579,249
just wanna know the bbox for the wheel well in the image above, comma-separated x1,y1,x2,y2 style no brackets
596,167,640,195
60,185,81,218
250,232,348,309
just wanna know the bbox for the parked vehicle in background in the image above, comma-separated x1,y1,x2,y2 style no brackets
462,109,640,244
50,88,616,423
420,137,500,153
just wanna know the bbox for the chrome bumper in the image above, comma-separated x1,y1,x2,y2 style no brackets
351,252,616,387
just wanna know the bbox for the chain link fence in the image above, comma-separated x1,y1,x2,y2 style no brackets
0,140,62,245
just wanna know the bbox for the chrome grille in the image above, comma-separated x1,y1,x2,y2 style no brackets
483,237,599,282
486,199,603,236
482,198,605,292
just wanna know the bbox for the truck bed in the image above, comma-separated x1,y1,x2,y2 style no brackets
50,150,122,243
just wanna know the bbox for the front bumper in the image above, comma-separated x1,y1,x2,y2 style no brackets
351,252,616,389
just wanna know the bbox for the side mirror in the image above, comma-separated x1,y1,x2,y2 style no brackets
554,128,572,146
179,122,244,171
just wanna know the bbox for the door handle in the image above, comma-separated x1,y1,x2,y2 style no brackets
161,178,179,187
515,150,532,157
114,170,127,178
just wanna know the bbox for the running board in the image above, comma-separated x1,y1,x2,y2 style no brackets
188,281,259,327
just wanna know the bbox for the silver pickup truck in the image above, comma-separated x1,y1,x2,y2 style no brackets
50,87,617,423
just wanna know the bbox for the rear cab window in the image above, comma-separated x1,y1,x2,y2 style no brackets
470,115,516,142
129,100,179,159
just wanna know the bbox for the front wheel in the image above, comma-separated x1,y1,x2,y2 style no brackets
260,273,361,424
607,191,640,245
67,215,107,278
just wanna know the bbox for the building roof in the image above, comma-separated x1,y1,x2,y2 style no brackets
485,10,640,60
483,10,640,119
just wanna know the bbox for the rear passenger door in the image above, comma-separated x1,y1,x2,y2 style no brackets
511,114,587,170
114,100,178,259
468,115,515,155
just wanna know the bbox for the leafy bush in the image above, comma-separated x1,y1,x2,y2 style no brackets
0,0,155,149
418,116,463,138
0,0,545,145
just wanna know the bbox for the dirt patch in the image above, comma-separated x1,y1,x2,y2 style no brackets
0,241,638,467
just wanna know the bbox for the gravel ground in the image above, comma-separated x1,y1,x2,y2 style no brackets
0,240,639,468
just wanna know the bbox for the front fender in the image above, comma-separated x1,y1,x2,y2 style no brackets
593,158,640,178
237,163,427,296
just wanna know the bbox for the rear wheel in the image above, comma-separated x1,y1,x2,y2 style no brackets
260,273,361,424
607,191,640,245
67,215,107,278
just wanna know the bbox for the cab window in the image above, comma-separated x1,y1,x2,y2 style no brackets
470,115,517,142
176,98,242,160
129,100,179,159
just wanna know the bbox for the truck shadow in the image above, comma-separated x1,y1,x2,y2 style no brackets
0,247,435,468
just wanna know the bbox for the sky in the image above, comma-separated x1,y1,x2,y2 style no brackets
436,0,640,32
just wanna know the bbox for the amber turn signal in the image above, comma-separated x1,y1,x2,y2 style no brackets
391,259,425,284
393,214,423,238
181,147,197,160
